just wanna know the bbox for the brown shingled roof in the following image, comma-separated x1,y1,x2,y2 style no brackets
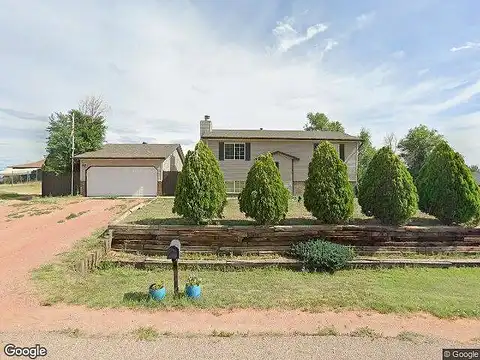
74,144,181,159
201,129,361,141
12,159,45,169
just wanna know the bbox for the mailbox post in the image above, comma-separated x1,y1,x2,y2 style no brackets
167,240,181,296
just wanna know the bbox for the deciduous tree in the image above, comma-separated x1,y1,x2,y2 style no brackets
397,124,444,179
303,112,345,132
43,109,106,174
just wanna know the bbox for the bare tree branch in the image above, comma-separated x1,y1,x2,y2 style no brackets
79,95,110,118
383,132,398,153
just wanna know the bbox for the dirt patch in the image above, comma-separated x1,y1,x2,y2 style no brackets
0,197,143,309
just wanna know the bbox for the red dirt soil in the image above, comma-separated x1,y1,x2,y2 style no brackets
0,198,479,343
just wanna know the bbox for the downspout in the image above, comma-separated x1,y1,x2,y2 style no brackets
291,158,295,196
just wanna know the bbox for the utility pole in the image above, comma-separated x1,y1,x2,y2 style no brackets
70,112,75,196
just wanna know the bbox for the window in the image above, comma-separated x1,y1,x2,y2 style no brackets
275,161,280,169
225,180,246,194
224,143,245,160
225,181,235,193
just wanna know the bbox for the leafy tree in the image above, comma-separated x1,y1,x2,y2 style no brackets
397,124,444,179
238,153,290,224
358,128,376,184
358,146,418,225
43,109,106,174
173,141,227,224
304,141,354,223
416,141,480,225
303,112,345,132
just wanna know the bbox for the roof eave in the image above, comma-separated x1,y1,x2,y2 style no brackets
75,156,166,160
202,135,361,141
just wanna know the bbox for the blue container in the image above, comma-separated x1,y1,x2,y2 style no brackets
185,285,201,298
149,286,166,301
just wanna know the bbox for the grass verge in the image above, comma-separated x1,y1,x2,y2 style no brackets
33,237,480,318
123,197,440,226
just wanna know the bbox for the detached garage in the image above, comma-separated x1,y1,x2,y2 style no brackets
75,143,184,197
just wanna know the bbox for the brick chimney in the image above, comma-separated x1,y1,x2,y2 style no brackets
200,114,212,137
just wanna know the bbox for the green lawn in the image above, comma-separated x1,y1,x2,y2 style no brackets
32,231,480,319
33,262,480,318
124,197,440,226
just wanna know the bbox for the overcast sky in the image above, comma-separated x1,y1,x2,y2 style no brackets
1,0,479,170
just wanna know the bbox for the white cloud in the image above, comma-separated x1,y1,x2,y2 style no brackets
317,39,339,60
0,2,479,167
356,12,376,29
450,42,480,52
272,17,328,53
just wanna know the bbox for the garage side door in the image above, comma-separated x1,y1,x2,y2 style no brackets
86,167,157,197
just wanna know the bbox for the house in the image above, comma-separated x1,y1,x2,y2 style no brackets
199,115,362,195
74,143,184,197
473,171,480,186
0,159,44,183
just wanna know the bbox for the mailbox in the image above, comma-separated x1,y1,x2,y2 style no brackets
167,239,181,260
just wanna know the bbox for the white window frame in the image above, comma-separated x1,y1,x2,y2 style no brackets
225,180,246,194
224,142,246,160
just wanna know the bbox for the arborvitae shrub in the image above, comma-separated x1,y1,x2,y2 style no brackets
358,146,418,225
238,153,290,225
173,141,227,224
289,239,355,272
303,141,354,223
416,141,480,225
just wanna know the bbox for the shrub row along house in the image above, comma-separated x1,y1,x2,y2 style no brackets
173,129,480,226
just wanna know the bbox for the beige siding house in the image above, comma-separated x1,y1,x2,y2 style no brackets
200,116,361,195
75,144,184,197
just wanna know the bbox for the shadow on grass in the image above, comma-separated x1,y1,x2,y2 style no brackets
132,215,441,227
0,193,37,201
123,292,150,303
133,217,255,226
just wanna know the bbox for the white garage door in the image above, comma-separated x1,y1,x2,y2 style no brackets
86,167,157,197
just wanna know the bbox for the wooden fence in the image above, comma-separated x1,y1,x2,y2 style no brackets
42,171,80,197
109,224,480,256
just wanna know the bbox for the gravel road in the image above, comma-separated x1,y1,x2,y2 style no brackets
0,332,472,360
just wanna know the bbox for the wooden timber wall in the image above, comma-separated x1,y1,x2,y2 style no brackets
109,224,480,256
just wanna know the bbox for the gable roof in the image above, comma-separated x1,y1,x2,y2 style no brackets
12,159,45,169
271,150,300,161
201,129,361,141
74,144,182,159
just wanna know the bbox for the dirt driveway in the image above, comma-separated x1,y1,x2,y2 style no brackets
0,197,142,308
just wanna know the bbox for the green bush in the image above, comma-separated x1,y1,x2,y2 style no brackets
238,153,290,225
289,239,355,272
416,141,480,225
173,141,227,224
358,146,418,225
304,141,354,223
